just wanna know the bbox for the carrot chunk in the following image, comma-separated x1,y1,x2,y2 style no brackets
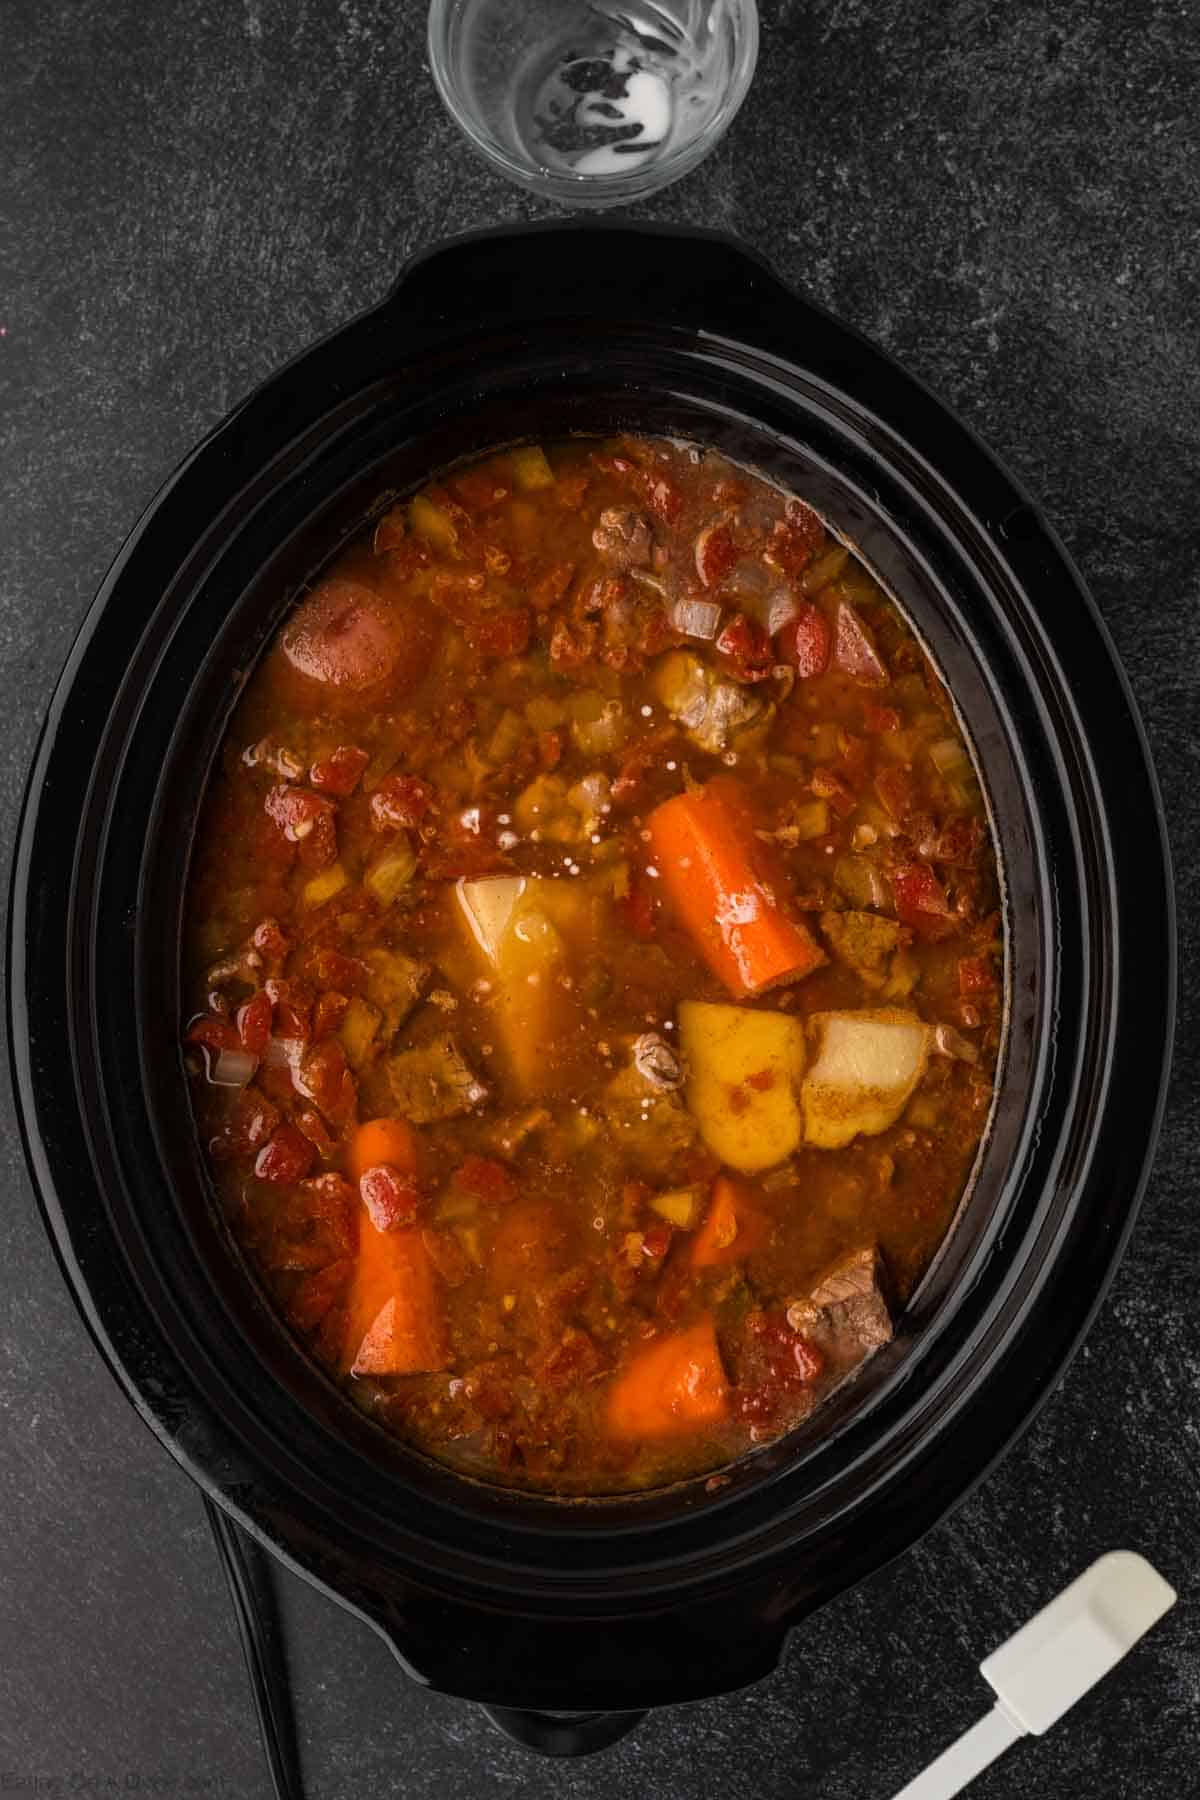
606,1318,729,1439
344,1224,447,1376
691,1176,771,1269
350,1116,419,1183
647,779,826,997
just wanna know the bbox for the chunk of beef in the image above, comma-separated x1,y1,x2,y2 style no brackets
387,1035,489,1123
592,508,652,570
363,947,432,1036
819,910,902,989
786,1246,893,1375
602,1054,698,1178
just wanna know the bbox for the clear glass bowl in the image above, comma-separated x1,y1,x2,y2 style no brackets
427,0,760,207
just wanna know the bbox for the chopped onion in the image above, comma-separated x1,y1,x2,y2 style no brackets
929,737,970,776
669,596,722,641
766,588,800,638
208,1047,257,1088
934,1022,979,1063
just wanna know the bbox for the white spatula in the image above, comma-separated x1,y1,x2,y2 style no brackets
889,1551,1177,1800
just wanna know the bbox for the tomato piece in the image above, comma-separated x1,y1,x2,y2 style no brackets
311,990,349,1041
469,607,532,659
811,766,857,818
359,1163,424,1232
958,954,997,995
255,1124,316,1184
450,466,511,513
863,701,901,734
695,522,738,590
715,612,773,682
619,877,657,942
455,1155,517,1205
875,765,916,822
369,773,434,831
531,562,575,607
309,745,369,795
833,602,889,684
210,1088,280,1160
890,861,954,938
764,499,824,576
186,1013,241,1053
236,991,273,1056
777,601,831,677
298,1038,356,1126
263,784,335,844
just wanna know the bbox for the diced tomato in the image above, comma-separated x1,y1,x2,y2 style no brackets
298,1038,356,1125
295,1107,337,1157
421,1227,470,1287
556,472,590,510
695,522,738,590
532,562,575,608
777,601,831,677
539,729,563,770
639,471,682,525
890,862,953,939
958,955,997,996
863,701,901,733
875,764,916,822
186,1013,241,1053
255,1124,316,1184
235,991,273,1055
539,1328,602,1389
619,876,657,941
296,809,338,874
209,1087,280,1160
455,1155,517,1205
251,917,289,960
764,499,825,577
450,466,511,513
369,773,434,831
286,1257,353,1333
925,815,985,867
833,602,889,684
311,990,349,1040
811,766,857,818
469,607,532,659
359,1163,423,1231
715,612,774,682
642,1223,673,1261
263,784,334,843
306,946,368,992
309,745,369,796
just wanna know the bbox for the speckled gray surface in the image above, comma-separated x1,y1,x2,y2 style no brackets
2,0,1198,1794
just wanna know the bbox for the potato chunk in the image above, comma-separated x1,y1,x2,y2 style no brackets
679,1000,807,1173
801,1009,931,1149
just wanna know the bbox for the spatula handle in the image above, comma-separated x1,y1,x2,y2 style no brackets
889,1704,1023,1800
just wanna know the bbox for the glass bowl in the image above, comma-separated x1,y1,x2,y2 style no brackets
427,0,760,206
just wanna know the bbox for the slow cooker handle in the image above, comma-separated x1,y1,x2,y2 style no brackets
480,1705,648,1756
381,221,796,339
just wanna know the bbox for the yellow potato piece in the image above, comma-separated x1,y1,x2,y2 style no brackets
453,876,591,1096
802,1009,932,1149
679,1000,807,1174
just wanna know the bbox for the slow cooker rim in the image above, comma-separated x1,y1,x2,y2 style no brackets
8,226,1175,1651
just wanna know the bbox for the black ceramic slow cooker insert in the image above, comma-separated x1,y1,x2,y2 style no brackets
8,226,1175,1748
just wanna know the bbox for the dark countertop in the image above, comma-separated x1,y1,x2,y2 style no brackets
2,1,1197,1794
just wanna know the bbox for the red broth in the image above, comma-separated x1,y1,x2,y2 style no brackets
183,436,1003,1495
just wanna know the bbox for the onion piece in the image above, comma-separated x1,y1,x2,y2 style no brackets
766,588,800,638
208,1047,258,1088
934,1022,979,1063
929,737,970,776
669,596,722,641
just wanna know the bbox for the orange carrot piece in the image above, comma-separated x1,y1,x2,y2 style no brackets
646,778,826,997
343,1223,447,1376
691,1175,771,1269
606,1318,728,1439
350,1116,419,1184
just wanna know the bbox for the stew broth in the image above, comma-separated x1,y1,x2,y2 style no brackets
183,436,1003,1494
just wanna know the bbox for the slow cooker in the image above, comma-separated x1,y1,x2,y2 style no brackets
7,225,1175,1756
